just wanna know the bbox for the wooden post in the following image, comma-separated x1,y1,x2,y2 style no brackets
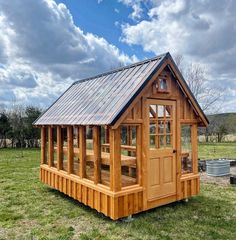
40,127,46,164
48,126,53,167
105,126,110,152
110,127,121,192
79,126,86,178
93,126,101,184
176,100,182,200
67,126,73,174
142,97,148,209
57,126,63,170
136,125,142,185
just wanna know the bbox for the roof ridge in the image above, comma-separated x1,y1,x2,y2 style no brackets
73,52,168,85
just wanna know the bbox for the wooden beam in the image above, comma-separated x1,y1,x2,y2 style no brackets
176,100,182,200
40,127,46,164
79,126,86,178
93,126,101,184
109,127,121,192
142,97,148,209
67,126,74,174
48,126,53,167
57,126,63,170
136,125,142,185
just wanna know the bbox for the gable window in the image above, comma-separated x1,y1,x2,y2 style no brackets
153,77,169,93
159,78,168,91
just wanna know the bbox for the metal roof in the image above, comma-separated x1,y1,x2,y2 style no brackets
34,52,208,126
34,53,167,126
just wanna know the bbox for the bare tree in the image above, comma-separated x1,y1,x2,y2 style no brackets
174,54,224,114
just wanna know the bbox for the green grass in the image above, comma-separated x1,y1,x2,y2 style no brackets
199,142,236,160
0,148,236,239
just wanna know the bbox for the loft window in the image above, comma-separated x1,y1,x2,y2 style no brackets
153,77,169,93
159,78,168,91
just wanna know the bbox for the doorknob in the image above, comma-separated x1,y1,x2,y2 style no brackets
173,150,177,153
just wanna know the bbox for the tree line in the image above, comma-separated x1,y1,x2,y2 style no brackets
200,113,236,143
0,105,42,148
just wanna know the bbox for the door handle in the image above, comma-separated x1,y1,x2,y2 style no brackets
173,150,177,153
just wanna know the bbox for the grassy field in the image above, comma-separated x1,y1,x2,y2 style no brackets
0,148,236,240
198,142,236,160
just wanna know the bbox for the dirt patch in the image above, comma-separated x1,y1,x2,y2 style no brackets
200,166,236,186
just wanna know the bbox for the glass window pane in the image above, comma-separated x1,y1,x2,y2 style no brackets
157,105,164,118
149,105,157,118
159,135,165,148
165,105,172,118
159,78,167,90
166,135,171,147
121,125,138,187
166,121,171,134
150,123,156,134
181,125,192,174
150,135,156,148
85,126,94,180
158,121,165,134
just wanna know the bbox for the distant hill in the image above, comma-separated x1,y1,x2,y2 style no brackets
207,113,236,133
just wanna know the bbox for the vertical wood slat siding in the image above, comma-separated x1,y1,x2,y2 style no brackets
40,166,144,219
57,126,63,170
93,126,101,184
40,127,46,164
180,177,200,199
48,126,53,167
79,126,86,178
67,126,74,174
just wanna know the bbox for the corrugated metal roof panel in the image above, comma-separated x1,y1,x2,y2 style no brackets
34,53,167,125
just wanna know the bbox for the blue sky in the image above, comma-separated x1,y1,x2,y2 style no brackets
0,0,235,113
54,0,153,59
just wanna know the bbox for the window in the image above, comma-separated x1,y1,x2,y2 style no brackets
62,127,67,171
153,77,169,93
100,126,110,187
181,125,192,174
159,78,167,91
120,125,138,187
85,126,94,180
73,127,79,175
149,104,173,149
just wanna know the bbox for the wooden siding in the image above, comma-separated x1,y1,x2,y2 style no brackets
40,165,143,220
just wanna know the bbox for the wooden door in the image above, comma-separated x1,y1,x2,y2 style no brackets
147,99,176,200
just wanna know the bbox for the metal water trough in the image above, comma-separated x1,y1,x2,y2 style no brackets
206,160,230,177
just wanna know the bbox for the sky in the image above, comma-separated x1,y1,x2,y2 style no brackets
0,0,235,113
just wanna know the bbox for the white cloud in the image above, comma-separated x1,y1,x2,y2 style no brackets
119,0,145,21
114,8,120,13
0,0,135,108
120,0,236,113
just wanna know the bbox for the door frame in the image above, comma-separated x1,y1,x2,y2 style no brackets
146,98,177,201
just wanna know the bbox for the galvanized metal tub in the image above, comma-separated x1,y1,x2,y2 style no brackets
206,160,230,177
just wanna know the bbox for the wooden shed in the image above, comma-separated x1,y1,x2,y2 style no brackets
34,52,208,220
